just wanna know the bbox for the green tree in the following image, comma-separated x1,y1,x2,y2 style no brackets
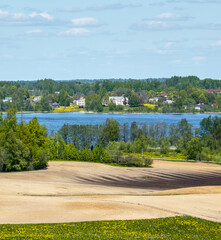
0,108,49,172
85,93,103,112
160,138,170,155
216,95,221,109
130,121,139,142
92,145,109,162
100,119,121,146
199,93,207,104
129,92,140,107
109,101,116,111
186,137,203,160
200,116,221,150
40,95,51,111
58,90,72,106
63,144,78,161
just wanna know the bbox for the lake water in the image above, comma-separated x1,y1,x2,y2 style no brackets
16,112,221,134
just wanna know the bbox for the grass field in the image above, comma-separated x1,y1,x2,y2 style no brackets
0,217,220,240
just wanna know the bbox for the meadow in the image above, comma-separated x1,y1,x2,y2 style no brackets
0,217,220,240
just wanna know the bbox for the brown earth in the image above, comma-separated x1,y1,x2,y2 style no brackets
0,160,220,224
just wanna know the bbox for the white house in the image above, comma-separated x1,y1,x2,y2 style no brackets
195,103,205,110
164,99,174,105
33,96,42,102
149,97,159,103
73,98,85,107
3,97,12,103
109,96,128,105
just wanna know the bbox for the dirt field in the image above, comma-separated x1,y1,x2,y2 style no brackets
0,160,220,224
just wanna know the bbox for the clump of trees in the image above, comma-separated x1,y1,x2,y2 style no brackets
58,116,221,163
0,108,49,172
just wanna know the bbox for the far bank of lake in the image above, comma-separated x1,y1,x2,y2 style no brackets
16,112,221,134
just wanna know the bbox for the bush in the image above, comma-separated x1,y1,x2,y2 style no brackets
108,150,124,163
110,154,153,167
33,149,49,170
143,157,153,167
0,147,8,172
63,144,78,161
214,155,221,164
116,105,124,111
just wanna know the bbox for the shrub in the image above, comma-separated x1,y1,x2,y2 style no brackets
214,155,221,164
108,150,124,163
33,149,49,170
119,155,153,167
143,157,153,167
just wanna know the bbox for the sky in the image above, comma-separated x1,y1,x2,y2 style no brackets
0,0,221,80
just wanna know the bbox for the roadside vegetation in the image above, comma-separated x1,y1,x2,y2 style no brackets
0,217,220,240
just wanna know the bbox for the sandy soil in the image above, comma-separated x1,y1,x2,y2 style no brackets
0,160,220,224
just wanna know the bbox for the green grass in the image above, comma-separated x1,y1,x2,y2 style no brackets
0,217,220,239
124,152,187,160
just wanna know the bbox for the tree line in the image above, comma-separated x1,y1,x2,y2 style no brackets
1,76,221,113
1,108,220,172
58,117,221,163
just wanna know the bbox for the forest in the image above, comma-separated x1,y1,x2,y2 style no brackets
0,76,221,113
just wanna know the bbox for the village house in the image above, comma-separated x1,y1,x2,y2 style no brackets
32,96,42,102
50,102,59,108
109,96,128,105
73,97,85,107
164,99,174,105
3,97,12,103
149,97,159,103
206,89,221,93
195,103,205,110
161,93,168,98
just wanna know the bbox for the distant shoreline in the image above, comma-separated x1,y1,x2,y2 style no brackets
2,111,221,115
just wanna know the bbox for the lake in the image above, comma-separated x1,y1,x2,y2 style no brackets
16,112,221,134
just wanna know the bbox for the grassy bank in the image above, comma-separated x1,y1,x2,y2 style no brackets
0,217,220,239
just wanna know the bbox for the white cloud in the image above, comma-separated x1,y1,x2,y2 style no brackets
173,59,182,63
2,54,13,59
30,12,53,21
79,51,90,55
87,3,142,11
214,40,221,46
156,49,168,55
193,56,206,64
0,10,9,18
155,12,190,21
71,17,98,27
60,7,82,13
167,0,221,3
0,10,54,25
165,41,174,48
155,0,221,4
132,20,170,31
60,3,142,12
60,28,90,36
26,29,42,35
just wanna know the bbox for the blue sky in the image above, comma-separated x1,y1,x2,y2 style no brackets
0,0,221,80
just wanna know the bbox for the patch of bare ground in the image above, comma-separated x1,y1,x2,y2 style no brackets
0,160,220,224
